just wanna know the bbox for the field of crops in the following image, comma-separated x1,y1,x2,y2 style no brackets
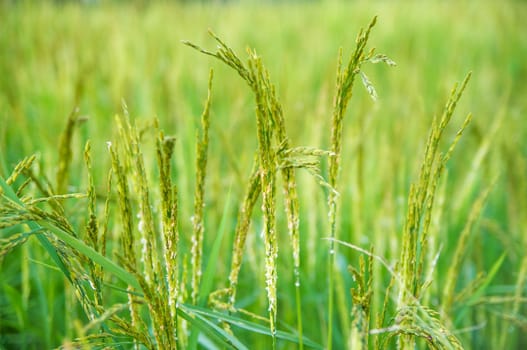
1,1,526,349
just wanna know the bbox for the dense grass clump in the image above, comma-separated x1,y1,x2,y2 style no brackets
1,1,527,349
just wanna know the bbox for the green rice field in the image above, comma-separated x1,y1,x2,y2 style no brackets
1,1,526,349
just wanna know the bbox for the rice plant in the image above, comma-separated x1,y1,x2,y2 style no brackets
1,2,526,349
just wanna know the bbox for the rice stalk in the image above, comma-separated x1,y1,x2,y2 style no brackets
107,137,141,349
128,120,158,288
111,111,181,349
396,73,472,350
261,68,304,348
179,256,190,348
56,107,80,195
155,125,179,341
130,126,174,348
415,112,473,300
83,141,104,308
326,16,395,349
4,155,36,188
441,180,496,316
184,33,281,345
226,155,261,307
251,52,279,347
348,251,373,350
101,167,112,257
190,68,213,305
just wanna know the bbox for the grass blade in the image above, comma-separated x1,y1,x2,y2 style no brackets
454,253,507,326
184,304,323,349
178,304,248,350
37,220,140,290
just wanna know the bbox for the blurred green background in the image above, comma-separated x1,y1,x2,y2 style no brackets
1,0,526,349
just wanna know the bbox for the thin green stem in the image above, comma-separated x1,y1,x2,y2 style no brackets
296,280,304,350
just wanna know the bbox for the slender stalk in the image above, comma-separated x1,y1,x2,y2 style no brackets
190,69,213,305
327,17,377,349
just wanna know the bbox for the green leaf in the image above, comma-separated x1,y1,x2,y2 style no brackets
183,304,324,349
178,304,248,350
37,220,141,290
2,282,26,328
455,253,507,325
